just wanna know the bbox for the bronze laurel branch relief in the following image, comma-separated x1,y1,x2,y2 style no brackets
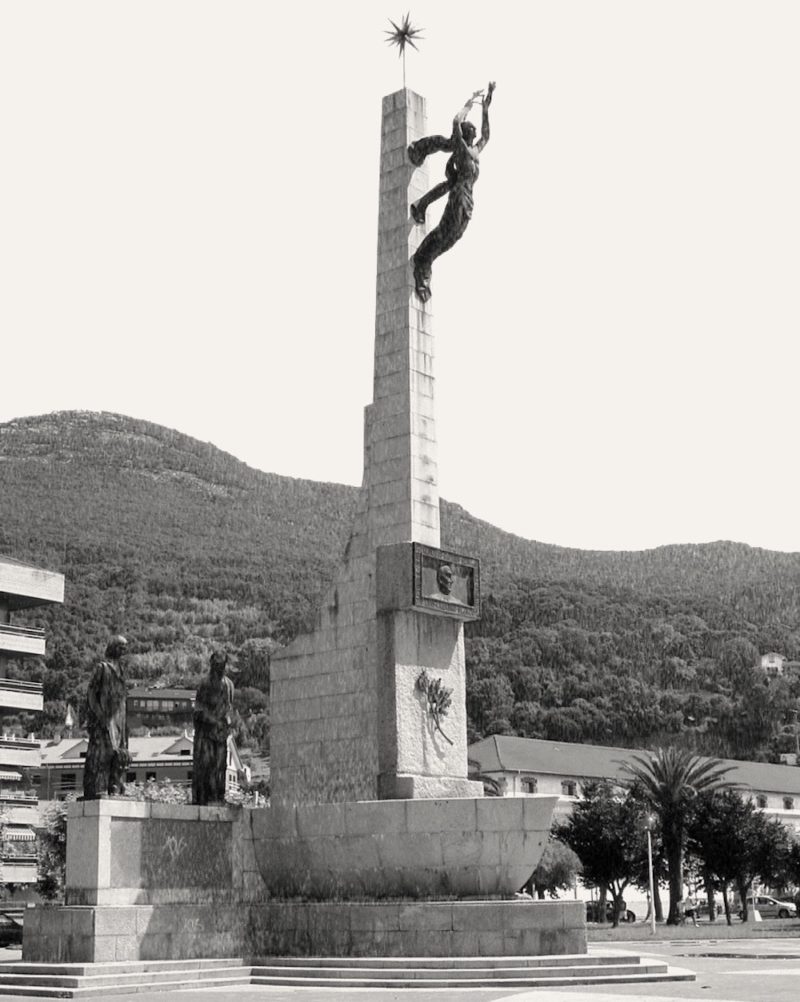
416,668,454,745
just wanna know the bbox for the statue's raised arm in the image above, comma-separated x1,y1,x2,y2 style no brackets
475,81,495,153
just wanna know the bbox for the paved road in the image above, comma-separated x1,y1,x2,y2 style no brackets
3,939,800,1001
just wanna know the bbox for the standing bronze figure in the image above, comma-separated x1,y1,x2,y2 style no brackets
192,649,235,806
83,635,129,799
409,82,495,303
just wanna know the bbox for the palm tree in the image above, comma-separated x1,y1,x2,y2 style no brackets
621,747,734,924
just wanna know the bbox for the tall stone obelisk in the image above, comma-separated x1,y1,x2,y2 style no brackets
270,90,481,804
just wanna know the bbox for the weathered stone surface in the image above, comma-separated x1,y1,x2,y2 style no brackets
23,893,587,963
250,797,556,899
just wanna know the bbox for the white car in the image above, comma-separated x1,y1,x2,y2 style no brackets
740,895,797,919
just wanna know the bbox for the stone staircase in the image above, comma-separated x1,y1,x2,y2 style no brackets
0,952,694,996
0,958,250,998
251,953,694,989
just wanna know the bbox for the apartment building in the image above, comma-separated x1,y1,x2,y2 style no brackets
0,555,64,883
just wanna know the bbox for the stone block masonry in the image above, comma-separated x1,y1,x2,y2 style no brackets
24,798,571,963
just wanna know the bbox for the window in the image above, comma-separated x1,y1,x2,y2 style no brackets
79,751,87,759
521,777,537,794
187,771,193,781
60,773,76,788
126,771,137,784
180,749,191,756
561,781,577,797
783,797,795,811
756,795,768,809
146,771,156,782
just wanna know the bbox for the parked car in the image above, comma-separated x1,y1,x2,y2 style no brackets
738,895,797,919
585,901,636,923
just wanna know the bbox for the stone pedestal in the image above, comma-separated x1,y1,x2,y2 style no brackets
23,796,569,963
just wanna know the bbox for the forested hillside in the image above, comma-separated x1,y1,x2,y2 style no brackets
2,411,800,762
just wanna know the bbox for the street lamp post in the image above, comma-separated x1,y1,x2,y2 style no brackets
644,813,657,935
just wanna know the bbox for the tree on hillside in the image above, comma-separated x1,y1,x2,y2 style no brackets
466,672,515,735
555,781,647,927
621,748,734,924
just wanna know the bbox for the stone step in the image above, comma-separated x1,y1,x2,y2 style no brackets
0,975,251,999
0,958,246,977
0,965,251,990
251,961,661,981
250,963,695,991
258,952,638,969
0,963,252,999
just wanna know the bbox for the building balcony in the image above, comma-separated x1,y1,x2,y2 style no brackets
5,807,38,827
0,856,37,885
0,675,44,711
0,785,37,802
0,739,41,770
0,624,46,659
0,558,65,610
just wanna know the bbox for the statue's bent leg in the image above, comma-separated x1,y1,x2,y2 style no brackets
411,190,473,302
407,134,454,167
411,181,451,225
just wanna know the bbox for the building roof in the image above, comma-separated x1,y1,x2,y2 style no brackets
128,688,196,700
40,734,194,765
39,733,245,772
469,735,800,798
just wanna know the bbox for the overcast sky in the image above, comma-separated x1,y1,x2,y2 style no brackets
2,2,798,553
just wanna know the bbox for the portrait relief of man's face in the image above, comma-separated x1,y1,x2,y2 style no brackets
436,563,454,595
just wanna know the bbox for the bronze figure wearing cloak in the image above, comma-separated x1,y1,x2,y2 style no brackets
409,82,495,302
192,649,235,805
83,635,129,799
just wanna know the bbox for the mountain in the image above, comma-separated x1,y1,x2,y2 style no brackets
2,411,800,761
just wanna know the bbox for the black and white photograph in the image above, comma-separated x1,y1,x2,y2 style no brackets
1,3,799,999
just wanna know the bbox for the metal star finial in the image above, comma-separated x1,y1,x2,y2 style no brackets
385,13,424,89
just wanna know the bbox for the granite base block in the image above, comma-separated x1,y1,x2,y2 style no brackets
24,900,585,963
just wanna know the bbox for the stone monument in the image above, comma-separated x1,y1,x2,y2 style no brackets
269,86,486,805
21,84,583,966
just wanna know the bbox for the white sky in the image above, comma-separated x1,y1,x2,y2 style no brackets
2,2,798,553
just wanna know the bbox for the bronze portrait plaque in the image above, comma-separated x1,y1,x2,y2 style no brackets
412,543,480,620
